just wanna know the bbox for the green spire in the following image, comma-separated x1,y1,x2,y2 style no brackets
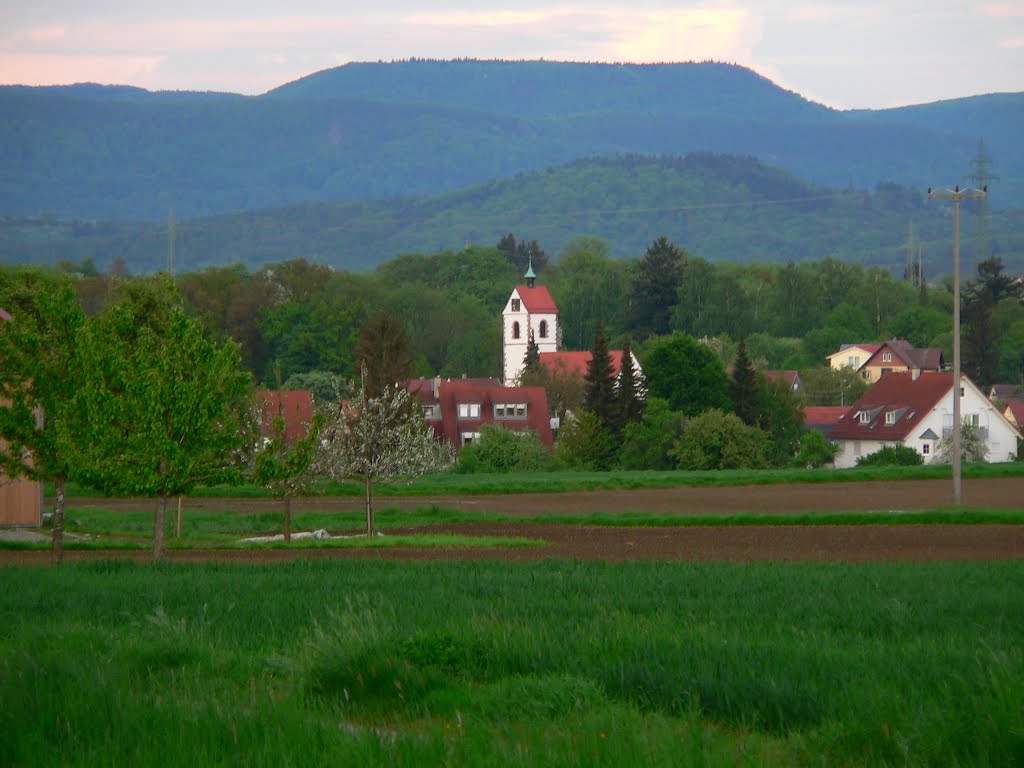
524,255,536,287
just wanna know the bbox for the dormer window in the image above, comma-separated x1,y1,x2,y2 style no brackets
457,403,481,419
885,411,896,425
858,411,870,424
511,299,521,312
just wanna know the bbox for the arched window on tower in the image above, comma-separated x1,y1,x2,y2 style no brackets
539,320,548,339
512,321,521,339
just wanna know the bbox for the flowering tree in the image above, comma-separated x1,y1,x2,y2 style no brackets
935,422,988,464
318,372,453,535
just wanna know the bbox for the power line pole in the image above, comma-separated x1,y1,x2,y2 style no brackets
927,184,986,506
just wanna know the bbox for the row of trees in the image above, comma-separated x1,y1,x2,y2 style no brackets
0,271,451,563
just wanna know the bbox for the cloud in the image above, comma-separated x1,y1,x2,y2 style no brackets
0,53,162,86
978,3,1024,18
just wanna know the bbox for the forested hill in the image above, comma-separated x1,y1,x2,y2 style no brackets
2,60,1022,221
6,153,1023,275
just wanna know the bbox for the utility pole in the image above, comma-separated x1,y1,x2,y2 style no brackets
927,184,986,505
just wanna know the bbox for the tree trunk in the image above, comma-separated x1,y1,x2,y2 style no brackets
176,496,183,539
284,495,292,544
365,475,375,537
154,495,167,561
51,474,66,565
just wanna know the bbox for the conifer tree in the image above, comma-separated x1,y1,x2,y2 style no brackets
628,236,686,340
354,311,415,398
730,336,760,426
522,327,541,378
584,319,617,432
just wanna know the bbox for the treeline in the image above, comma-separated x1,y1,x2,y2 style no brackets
11,233,1023,396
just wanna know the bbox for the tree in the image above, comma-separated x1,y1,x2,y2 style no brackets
670,409,768,470
628,236,686,340
354,312,415,398
730,337,759,426
935,422,988,464
61,277,252,560
793,431,838,469
618,397,686,470
616,334,643,429
521,328,541,379
555,410,617,471
799,366,869,407
642,333,731,417
0,273,85,563
252,372,325,544
584,320,617,431
318,372,452,536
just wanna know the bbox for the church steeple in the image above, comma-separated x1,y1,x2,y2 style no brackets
524,256,536,289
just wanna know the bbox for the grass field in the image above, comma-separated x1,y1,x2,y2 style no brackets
2,560,1022,766
50,460,1024,499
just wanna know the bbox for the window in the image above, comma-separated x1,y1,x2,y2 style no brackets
882,351,892,362
511,299,521,312
848,355,859,367
539,320,548,339
461,432,480,445
512,321,521,340
421,404,441,419
495,403,527,419
457,403,480,419
885,411,896,425
922,443,931,455
966,414,979,427
858,411,870,424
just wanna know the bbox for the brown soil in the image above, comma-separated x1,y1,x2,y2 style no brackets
3,477,1021,565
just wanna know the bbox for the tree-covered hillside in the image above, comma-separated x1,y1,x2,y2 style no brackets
4,154,1022,275
2,60,1021,221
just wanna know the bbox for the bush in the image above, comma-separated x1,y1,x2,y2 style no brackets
671,409,768,470
618,397,687,470
794,430,839,469
555,410,617,471
856,445,924,467
455,424,553,473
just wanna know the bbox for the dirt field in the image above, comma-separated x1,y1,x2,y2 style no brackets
2,477,1021,565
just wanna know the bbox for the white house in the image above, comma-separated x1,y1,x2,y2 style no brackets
830,371,1020,468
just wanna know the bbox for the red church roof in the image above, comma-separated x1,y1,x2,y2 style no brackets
256,390,316,444
539,350,627,378
515,285,559,314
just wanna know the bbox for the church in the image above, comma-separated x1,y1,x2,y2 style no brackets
501,263,642,388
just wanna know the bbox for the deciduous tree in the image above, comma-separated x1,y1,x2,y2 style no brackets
0,272,84,563
61,277,252,560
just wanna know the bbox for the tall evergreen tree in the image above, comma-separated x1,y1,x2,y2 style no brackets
615,334,643,430
730,336,760,426
522,327,541,378
584,319,617,432
628,236,686,341
354,311,415,398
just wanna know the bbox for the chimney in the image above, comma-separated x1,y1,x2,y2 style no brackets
912,368,921,381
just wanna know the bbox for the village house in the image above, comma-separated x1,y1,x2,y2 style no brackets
255,389,315,443
826,343,881,372
857,339,944,384
830,371,1020,469
407,376,552,447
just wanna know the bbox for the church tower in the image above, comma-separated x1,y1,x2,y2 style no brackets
502,259,559,385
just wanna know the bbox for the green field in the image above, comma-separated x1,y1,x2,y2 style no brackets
2,560,1022,766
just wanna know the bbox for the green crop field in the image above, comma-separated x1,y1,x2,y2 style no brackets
2,560,1022,766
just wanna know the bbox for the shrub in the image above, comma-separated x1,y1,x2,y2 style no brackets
455,424,552,473
794,430,839,469
671,409,768,470
856,445,924,467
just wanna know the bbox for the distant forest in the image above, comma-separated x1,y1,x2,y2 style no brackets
4,154,1022,276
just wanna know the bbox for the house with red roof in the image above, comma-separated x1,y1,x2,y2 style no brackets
764,370,802,395
255,390,316,444
858,339,944,384
407,376,552,447
830,372,1019,468
803,406,849,437
1003,401,1024,430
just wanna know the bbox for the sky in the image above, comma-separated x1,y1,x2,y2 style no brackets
1,1,1023,110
